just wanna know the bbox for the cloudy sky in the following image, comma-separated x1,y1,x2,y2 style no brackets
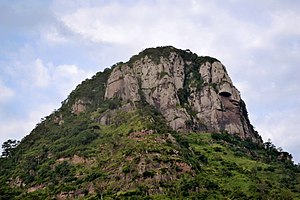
1,0,300,162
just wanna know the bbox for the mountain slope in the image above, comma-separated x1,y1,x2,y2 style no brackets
0,46,299,199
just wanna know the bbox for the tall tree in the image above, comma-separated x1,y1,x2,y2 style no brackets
1,139,19,158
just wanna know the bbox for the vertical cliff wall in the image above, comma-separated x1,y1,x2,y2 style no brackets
104,46,260,141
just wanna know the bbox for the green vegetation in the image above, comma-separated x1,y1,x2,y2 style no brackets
61,66,113,114
0,46,299,199
1,107,299,199
158,71,169,79
128,46,219,67
128,46,176,65
1,139,19,158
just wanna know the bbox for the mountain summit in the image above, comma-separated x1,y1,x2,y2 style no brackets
103,46,259,141
1,46,299,199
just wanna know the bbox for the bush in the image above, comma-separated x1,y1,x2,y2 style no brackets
198,154,208,163
75,130,98,145
214,147,222,152
205,180,219,190
55,161,74,177
86,172,105,181
142,170,155,178
265,166,276,172
122,165,131,174
234,151,245,157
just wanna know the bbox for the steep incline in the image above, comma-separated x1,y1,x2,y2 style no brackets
4,46,297,200
103,47,260,141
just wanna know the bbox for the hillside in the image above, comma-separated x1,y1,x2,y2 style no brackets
0,46,299,199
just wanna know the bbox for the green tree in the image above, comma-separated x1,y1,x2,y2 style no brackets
1,139,19,158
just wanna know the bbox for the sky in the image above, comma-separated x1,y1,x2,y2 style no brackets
0,0,300,163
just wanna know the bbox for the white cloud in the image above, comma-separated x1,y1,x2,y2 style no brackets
0,81,15,103
55,1,214,46
254,111,300,163
245,10,300,50
55,64,85,76
34,58,51,88
271,11,300,36
0,103,56,146
52,64,94,97
43,25,69,44
11,58,91,97
52,0,267,55
0,55,93,149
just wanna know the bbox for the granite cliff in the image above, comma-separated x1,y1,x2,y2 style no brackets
101,46,260,142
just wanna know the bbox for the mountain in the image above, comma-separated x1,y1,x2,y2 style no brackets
1,46,299,199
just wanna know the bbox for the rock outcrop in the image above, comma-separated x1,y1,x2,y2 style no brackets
191,61,252,138
104,46,259,141
105,51,189,131
71,99,91,115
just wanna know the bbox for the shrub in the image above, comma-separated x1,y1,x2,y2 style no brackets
86,172,105,181
214,147,222,152
55,161,74,177
234,151,245,157
198,154,208,163
142,170,155,178
122,165,131,174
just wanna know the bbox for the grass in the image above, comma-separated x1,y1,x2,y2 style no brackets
1,46,299,199
4,122,299,199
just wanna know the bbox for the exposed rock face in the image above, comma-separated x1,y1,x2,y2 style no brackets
54,113,64,125
71,99,91,115
105,52,189,131
104,47,260,141
192,62,251,138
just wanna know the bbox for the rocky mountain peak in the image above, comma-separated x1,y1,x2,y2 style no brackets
103,46,260,142
3,46,298,199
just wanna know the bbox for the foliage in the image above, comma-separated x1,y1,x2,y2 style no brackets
1,122,299,199
1,46,300,199
60,66,113,114
1,139,19,158
128,46,175,65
